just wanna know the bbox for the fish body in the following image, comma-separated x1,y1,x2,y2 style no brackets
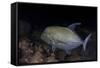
41,23,91,54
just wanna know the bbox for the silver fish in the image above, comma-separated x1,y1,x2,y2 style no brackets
41,23,92,54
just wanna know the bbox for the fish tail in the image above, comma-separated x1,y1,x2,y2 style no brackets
83,33,92,52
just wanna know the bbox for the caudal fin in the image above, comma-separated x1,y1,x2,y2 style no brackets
83,33,92,52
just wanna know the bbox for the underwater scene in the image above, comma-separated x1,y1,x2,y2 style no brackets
18,3,97,65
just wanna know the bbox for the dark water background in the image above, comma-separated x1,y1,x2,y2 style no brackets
17,2,97,65
18,3,97,30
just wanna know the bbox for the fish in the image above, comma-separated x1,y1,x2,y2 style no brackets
41,23,92,55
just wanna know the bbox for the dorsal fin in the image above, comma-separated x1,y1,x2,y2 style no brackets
68,23,81,31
